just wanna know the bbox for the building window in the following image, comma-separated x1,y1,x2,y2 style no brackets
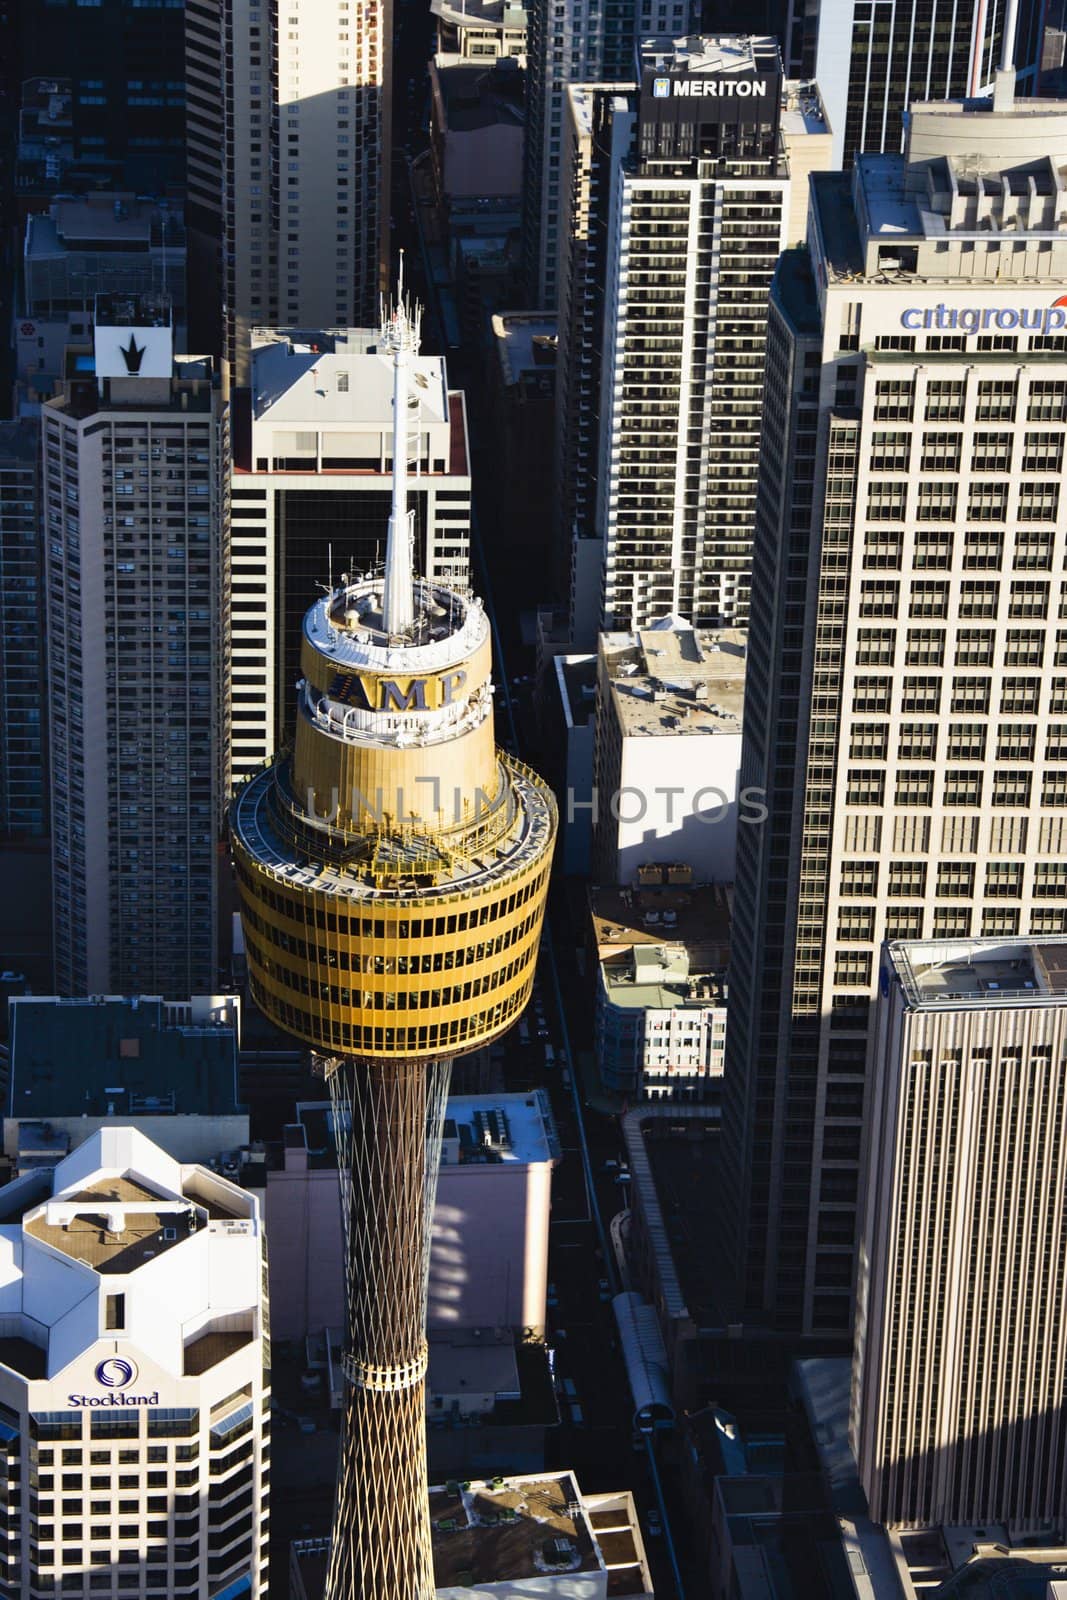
908,583,949,619
888,860,927,897
1034,864,1067,899
919,432,962,472
894,769,934,807
104,1295,125,1332
924,380,965,422
992,771,1032,807
898,723,937,759
967,484,1010,521
904,629,945,667
982,907,1020,936
937,862,975,898
916,482,958,521
985,863,1023,898
943,770,983,808
975,379,1017,421
996,725,1036,762
933,908,971,937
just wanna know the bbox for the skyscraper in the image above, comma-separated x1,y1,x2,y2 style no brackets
0,1125,269,1599
723,78,1067,1337
16,0,186,191
185,0,390,380
229,294,556,1598
43,296,229,998
854,936,1067,1530
559,38,830,645
0,424,45,839
520,0,702,309
814,0,1043,166
230,325,471,783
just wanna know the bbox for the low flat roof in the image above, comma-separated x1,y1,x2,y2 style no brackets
25,1175,197,1274
591,883,732,970
8,995,240,1120
888,935,1067,1010
601,624,746,738
430,1473,600,1587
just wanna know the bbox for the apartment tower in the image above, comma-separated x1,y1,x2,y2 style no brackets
42,296,229,997
185,0,389,380
723,78,1067,1336
562,38,830,645
854,936,1067,1530
229,292,556,1597
520,0,701,309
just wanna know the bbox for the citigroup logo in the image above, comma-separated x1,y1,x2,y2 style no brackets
95,1357,137,1390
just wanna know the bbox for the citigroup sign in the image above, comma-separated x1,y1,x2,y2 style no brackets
900,297,1067,335
67,1358,160,1408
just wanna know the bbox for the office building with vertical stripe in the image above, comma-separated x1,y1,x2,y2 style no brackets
722,82,1067,1338
854,936,1067,1530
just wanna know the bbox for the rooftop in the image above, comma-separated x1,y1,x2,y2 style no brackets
430,0,527,30
638,32,781,77
8,994,241,1121
26,193,184,256
555,653,597,729
591,882,732,970
430,1472,650,1595
434,58,525,133
491,311,557,387
288,1090,560,1171
600,621,746,738
888,935,1067,1010
94,291,172,329
780,77,830,138
601,942,727,1009
25,1174,202,1274
250,328,450,427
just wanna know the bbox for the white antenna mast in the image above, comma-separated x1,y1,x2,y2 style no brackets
378,251,422,637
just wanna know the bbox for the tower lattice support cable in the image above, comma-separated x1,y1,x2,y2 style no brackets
320,1054,452,1600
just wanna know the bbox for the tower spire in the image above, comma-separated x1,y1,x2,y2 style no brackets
379,254,422,636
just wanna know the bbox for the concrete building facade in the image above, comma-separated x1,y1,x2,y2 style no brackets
185,0,389,379
854,937,1067,1531
0,1125,269,1599
264,1093,560,1342
42,296,229,998
229,326,471,778
723,85,1067,1336
0,423,44,837
592,619,745,887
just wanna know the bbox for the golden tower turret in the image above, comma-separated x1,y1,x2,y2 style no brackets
230,283,556,1600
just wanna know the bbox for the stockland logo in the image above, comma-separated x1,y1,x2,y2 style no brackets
96,1358,136,1389
901,297,1067,334
652,76,671,97
67,1358,159,1408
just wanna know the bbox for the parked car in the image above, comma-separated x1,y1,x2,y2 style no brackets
646,1509,662,1538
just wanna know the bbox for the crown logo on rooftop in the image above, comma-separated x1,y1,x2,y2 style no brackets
121,333,145,375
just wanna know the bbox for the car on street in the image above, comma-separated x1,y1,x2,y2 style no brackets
646,1509,662,1538
597,1278,611,1301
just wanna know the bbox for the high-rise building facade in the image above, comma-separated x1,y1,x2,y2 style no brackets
521,0,701,309
853,936,1067,1530
16,0,186,191
0,1124,269,1599
560,38,829,646
229,326,471,782
185,0,389,380
230,295,555,1598
723,83,1067,1337
814,0,1043,167
0,424,45,838
43,296,229,998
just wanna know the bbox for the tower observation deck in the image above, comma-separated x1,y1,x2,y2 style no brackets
230,289,557,1600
